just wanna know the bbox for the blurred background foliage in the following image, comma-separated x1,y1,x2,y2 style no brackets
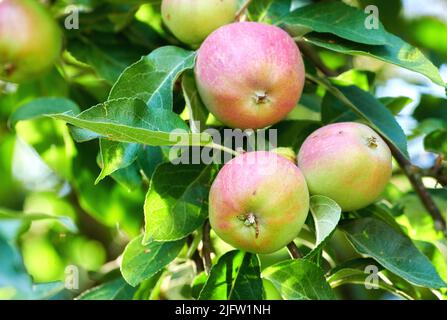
0,0,446,300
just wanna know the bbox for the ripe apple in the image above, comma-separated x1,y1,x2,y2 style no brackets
161,0,238,46
195,22,305,129
0,0,62,83
297,122,392,211
209,151,309,254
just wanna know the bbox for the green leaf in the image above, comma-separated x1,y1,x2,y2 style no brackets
50,98,212,147
109,46,196,109
328,268,414,300
120,235,185,287
379,96,413,116
306,33,445,86
271,120,321,152
413,95,447,122
144,164,213,242
72,142,145,235
263,259,335,300
95,47,197,181
340,217,447,289
76,278,137,300
96,141,141,183
199,250,263,300
68,33,147,83
282,1,388,45
424,130,447,157
181,70,209,132
248,0,292,24
9,98,80,127
110,161,143,191
0,207,77,233
309,195,341,247
316,80,409,158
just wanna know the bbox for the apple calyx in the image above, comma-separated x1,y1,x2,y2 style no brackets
237,213,260,238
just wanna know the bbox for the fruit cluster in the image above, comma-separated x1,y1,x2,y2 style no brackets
161,0,392,254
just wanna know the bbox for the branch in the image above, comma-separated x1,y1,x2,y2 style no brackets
187,235,204,274
297,40,338,77
235,0,253,21
390,146,447,235
301,42,447,236
287,242,302,259
202,220,213,274
423,155,447,187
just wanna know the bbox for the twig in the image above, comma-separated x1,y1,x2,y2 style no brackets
287,242,302,259
202,220,212,274
297,40,338,77
187,235,204,273
235,0,253,21
389,145,447,234
301,42,447,236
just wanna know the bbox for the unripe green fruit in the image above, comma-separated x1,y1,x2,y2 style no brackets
298,122,392,211
0,0,62,83
209,151,309,254
161,0,238,46
195,22,305,129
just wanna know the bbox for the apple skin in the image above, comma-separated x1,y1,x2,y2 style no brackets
209,151,309,254
161,0,238,46
195,22,305,129
297,122,392,211
0,0,62,83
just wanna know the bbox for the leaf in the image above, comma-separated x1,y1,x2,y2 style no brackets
413,95,447,122
271,120,321,152
181,70,209,132
328,268,414,300
109,46,196,109
76,278,137,300
50,98,212,147
316,80,409,158
248,0,292,24
282,1,388,45
309,195,341,247
262,259,335,300
72,142,145,235
9,98,80,127
120,235,185,287
424,130,447,157
199,250,263,300
379,96,413,115
96,141,141,183
68,33,147,83
0,207,77,233
144,164,213,242
305,32,445,86
340,217,447,289
110,161,143,191
95,47,197,181
137,146,166,180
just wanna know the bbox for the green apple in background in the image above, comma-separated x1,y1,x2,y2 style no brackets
0,0,62,83
161,0,238,46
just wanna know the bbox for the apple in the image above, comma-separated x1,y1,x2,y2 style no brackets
195,22,305,129
209,151,309,254
297,122,392,211
161,0,238,46
0,0,62,83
